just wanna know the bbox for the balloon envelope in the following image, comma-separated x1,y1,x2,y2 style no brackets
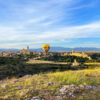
42,44,50,53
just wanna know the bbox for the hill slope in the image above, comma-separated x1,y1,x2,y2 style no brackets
0,67,100,100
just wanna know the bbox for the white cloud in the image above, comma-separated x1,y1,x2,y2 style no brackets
0,0,99,48
0,21,100,48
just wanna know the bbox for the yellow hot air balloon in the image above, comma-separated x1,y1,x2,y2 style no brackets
42,44,50,54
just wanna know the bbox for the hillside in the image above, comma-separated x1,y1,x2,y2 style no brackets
0,54,100,100
0,67,100,100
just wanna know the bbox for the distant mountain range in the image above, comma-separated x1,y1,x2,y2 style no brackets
0,48,19,52
0,47,100,52
30,47,100,52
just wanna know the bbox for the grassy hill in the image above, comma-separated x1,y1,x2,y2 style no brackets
0,55,100,100
0,67,100,100
0,56,89,80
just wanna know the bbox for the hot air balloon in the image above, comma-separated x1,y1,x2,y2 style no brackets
42,44,50,54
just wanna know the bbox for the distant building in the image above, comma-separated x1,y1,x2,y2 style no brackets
20,46,31,55
72,59,80,66
0,52,3,56
70,50,91,60
27,46,29,51
0,51,18,57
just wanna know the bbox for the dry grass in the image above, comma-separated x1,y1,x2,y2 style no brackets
0,67,100,100
85,62,100,65
27,59,68,65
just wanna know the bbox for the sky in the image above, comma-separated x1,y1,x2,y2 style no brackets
0,0,100,49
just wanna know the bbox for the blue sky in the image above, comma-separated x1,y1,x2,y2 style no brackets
0,0,100,48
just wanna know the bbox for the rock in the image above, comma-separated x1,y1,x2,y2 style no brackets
20,91,26,96
2,85,9,89
31,96,44,100
59,92,66,96
79,85,84,88
33,74,38,77
58,84,97,99
59,87,67,93
69,85,73,89
14,79,19,83
25,98,31,100
62,95,67,98
46,82,54,86
56,95,62,99
58,92,67,99
63,85,70,89
75,86,80,90
59,85,70,93
79,85,85,91
16,86,22,90
92,86,96,90
85,85,92,89
12,85,16,87
71,84,75,88
72,95,75,98
23,75,32,79
68,92,73,96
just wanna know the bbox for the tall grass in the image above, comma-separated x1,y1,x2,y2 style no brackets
0,67,100,99
47,68,100,85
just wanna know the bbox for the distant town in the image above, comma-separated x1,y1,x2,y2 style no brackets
0,46,91,59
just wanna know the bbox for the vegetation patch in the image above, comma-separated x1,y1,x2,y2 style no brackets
0,67,100,100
